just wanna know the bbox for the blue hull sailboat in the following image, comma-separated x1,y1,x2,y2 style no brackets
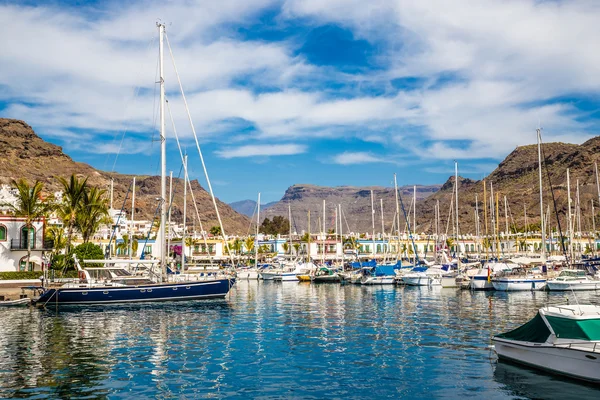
33,23,235,307
35,278,235,306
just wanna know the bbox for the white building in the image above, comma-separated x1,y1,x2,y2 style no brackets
0,215,52,272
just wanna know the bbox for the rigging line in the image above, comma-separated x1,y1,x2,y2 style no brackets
165,32,235,268
540,134,570,265
166,99,213,267
397,187,420,264
102,35,156,172
106,181,133,258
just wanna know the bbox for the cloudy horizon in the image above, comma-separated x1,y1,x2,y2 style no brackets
1,0,599,203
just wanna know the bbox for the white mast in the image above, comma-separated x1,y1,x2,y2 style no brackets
577,179,581,258
182,154,187,272
129,177,135,260
537,128,546,261
394,174,401,259
475,195,479,258
455,161,460,264
592,200,597,257
167,170,173,265
371,190,375,259
504,195,509,257
413,185,417,236
339,204,343,264
567,169,574,263
255,193,260,268
596,161,600,212
288,203,292,257
322,199,326,265
380,198,385,238
158,22,167,279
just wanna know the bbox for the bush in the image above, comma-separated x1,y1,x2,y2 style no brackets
0,271,43,280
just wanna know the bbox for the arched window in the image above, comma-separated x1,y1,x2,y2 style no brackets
0,225,6,241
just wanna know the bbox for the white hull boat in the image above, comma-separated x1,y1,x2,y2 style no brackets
471,276,494,290
547,270,600,291
280,272,299,281
492,277,547,291
493,304,600,383
0,298,31,307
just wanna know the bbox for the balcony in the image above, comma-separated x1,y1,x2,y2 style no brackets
10,239,54,251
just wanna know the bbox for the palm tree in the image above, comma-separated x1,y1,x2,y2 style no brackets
282,242,289,254
116,234,138,257
244,237,255,256
47,226,67,254
77,186,110,243
5,179,54,271
293,243,301,255
57,174,88,252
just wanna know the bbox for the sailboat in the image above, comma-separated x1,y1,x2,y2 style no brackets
33,23,235,306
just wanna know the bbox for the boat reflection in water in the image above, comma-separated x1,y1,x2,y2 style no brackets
494,361,600,400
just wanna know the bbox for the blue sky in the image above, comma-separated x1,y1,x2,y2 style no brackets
1,0,600,203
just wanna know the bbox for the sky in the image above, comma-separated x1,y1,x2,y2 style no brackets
1,0,600,203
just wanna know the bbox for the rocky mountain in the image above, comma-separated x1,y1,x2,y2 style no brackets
228,199,278,217
416,138,600,235
261,184,441,234
0,118,251,234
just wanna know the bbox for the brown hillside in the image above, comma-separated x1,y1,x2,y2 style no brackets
0,118,251,235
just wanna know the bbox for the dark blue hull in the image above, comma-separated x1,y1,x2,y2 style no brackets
34,278,235,306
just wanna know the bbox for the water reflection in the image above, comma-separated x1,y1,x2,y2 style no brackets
0,283,598,398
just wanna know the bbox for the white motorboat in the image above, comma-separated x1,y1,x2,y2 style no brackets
493,304,600,383
0,298,31,307
492,266,546,291
402,266,442,286
547,270,600,291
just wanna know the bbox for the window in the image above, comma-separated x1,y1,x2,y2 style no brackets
21,226,35,249
0,225,6,241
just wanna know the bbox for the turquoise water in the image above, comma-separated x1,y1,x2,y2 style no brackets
1,282,600,399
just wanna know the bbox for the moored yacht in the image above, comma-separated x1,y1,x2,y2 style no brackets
546,270,600,291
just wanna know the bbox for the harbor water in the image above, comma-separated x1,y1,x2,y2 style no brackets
1,282,600,399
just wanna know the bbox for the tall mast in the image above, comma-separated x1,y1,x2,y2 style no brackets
129,177,136,260
182,155,187,272
167,170,173,264
339,204,343,264
288,203,292,256
158,22,167,279
504,195,509,257
537,128,546,261
322,199,326,265
413,185,417,237
483,179,490,262
394,174,401,259
475,195,479,259
592,200,597,257
255,192,260,268
577,179,582,258
454,161,459,262
567,169,573,263
307,210,310,263
371,190,375,259
596,161,600,214
524,204,528,256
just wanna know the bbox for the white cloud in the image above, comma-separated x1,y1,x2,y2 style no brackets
1,0,599,166
215,144,307,158
331,151,390,165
